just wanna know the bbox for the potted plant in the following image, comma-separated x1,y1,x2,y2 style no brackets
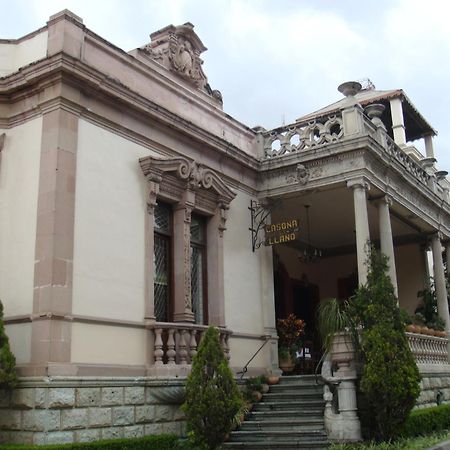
276,314,305,373
317,298,355,363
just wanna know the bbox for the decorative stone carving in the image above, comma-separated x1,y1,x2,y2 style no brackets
140,23,221,102
139,156,236,205
286,164,310,185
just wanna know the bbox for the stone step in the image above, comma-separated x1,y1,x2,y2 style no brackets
228,429,328,442
277,375,321,385
263,392,323,402
223,440,329,449
269,383,323,393
253,400,325,411
247,409,324,420
240,418,325,431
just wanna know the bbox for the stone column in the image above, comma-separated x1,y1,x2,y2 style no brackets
424,134,435,158
431,233,450,332
259,216,281,375
347,179,371,285
390,98,407,147
378,196,398,297
31,108,79,377
207,203,228,327
173,190,195,323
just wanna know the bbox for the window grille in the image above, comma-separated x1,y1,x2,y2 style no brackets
154,203,172,322
190,215,206,324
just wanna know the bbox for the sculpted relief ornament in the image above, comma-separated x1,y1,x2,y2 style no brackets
141,23,222,103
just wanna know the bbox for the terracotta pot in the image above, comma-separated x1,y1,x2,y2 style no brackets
279,354,295,374
406,324,417,333
438,330,447,338
420,326,429,335
252,391,262,402
433,329,441,337
267,375,280,385
261,383,270,394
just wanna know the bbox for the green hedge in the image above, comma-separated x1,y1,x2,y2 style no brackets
2,434,180,450
402,404,450,437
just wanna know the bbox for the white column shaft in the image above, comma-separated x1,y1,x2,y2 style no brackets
378,198,398,297
431,234,450,332
424,134,435,158
352,185,371,285
390,98,406,147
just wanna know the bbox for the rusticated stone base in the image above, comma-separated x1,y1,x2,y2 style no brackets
416,372,450,409
0,377,186,445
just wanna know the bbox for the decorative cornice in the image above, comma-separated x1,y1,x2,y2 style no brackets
139,155,236,204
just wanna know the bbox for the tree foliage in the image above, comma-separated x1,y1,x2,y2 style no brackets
0,300,17,389
351,249,421,440
182,326,243,449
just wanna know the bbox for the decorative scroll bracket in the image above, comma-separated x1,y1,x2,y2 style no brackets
249,199,281,252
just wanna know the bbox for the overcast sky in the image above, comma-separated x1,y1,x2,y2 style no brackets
2,0,450,169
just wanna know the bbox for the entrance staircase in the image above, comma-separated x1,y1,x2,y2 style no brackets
224,375,329,449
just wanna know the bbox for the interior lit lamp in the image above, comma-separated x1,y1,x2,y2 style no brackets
298,204,322,263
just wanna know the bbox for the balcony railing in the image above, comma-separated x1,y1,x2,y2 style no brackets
148,322,231,368
263,113,344,158
406,332,449,365
261,108,433,192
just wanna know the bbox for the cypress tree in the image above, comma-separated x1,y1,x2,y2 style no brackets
0,300,17,389
352,249,420,440
182,326,243,449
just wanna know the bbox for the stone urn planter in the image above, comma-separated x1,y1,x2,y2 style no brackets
330,331,355,365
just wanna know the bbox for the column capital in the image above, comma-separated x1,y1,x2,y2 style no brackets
431,231,444,242
347,177,370,191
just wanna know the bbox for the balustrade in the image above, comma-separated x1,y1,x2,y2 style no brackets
263,113,344,158
406,332,449,365
149,322,231,367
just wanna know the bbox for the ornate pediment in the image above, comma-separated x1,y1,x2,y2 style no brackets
139,155,236,204
140,23,222,104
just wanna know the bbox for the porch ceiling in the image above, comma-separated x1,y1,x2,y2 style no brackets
269,185,426,254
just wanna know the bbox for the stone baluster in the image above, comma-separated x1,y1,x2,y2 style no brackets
154,328,164,366
166,328,176,365
189,330,198,361
178,329,188,365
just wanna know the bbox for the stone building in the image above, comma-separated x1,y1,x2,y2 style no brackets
1,9,450,445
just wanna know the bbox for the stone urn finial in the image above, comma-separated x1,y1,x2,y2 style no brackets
338,81,362,98
365,103,386,130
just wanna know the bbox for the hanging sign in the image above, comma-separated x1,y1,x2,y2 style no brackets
265,219,299,246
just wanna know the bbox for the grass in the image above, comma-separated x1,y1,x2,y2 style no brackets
330,430,450,449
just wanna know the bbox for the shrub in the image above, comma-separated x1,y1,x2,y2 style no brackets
0,300,17,389
182,326,243,449
2,434,180,449
351,248,421,440
401,404,450,437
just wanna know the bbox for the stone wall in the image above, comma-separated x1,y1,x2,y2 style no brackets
0,377,185,445
416,373,450,409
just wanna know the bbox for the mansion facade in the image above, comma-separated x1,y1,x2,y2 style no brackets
1,10,450,445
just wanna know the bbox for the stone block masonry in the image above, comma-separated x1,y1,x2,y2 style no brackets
0,378,186,445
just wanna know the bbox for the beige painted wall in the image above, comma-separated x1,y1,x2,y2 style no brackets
71,322,146,365
73,119,159,322
396,243,426,313
0,31,48,77
224,192,265,336
5,323,31,364
0,119,42,316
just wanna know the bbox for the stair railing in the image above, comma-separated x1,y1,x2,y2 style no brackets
236,336,271,379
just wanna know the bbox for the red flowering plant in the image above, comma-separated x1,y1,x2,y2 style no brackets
276,314,305,359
